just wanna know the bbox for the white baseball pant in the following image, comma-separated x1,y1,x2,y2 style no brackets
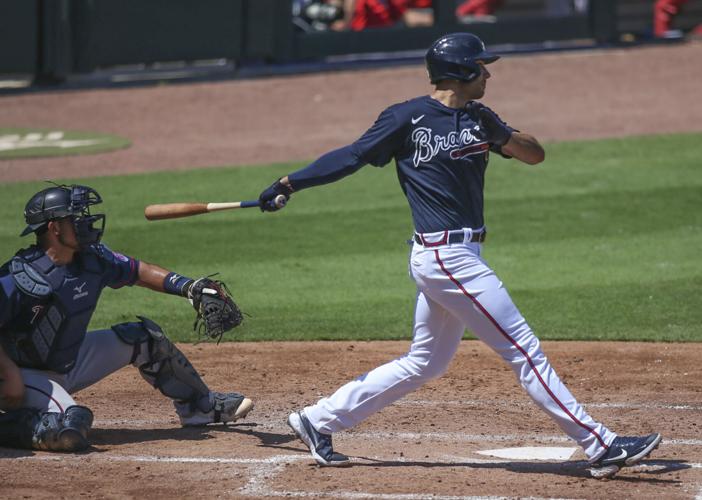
304,231,615,460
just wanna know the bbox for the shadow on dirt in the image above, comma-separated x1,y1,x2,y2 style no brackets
348,457,690,483
89,421,299,449
0,447,35,459
90,422,255,446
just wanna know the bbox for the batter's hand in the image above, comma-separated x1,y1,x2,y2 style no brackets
466,101,514,147
258,179,293,212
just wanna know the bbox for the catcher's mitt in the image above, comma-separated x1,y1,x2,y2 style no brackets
188,277,244,343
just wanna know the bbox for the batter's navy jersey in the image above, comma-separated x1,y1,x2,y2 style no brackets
289,95,510,233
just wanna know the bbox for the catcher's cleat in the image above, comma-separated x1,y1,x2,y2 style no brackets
287,410,350,467
589,433,662,479
179,392,254,427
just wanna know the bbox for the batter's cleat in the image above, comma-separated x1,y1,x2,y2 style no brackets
589,433,662,479
179,392,253,426
287,410,350,467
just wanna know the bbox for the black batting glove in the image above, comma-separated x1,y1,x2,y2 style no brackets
258,179,293,212
466,101,514,147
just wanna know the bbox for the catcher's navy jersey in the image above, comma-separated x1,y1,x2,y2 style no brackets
0,243,139,371
289,95,509,233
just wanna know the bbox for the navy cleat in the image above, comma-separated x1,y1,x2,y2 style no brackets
287,410,350,467
589,433,662,479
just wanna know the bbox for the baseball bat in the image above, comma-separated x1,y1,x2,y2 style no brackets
144,195,287,221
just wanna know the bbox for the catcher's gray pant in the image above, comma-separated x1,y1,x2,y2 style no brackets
13,329,148,413
304,237,617,461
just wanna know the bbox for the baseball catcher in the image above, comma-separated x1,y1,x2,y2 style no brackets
0,184,252,452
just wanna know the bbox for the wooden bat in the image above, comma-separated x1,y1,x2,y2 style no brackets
144,195,287,220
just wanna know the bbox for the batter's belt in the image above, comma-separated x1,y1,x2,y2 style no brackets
413,228,487,247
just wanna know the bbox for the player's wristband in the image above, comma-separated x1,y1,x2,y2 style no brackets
163,272,194,297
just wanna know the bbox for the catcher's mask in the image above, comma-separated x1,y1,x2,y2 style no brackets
21,184,106,249
425,32,499,84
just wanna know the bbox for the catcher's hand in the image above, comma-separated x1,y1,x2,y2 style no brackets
188,277,244,343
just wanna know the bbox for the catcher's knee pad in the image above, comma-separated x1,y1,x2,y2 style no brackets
112,316,152,364
115,316,209,404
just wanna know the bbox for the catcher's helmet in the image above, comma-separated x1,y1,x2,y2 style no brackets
21,184,105,248
425,32,499,84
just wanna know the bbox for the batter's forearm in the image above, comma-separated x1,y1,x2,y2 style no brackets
286,146,365,191
502,132,545,165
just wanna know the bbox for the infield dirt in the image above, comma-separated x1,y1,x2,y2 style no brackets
1,41,701,499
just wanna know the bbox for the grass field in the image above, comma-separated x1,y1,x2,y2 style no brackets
1,133,700,343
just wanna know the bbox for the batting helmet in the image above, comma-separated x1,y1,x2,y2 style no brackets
21,184,105,248
425,32,499,84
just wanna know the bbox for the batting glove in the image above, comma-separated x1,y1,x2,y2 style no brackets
466,101,514,147
258,179,293,212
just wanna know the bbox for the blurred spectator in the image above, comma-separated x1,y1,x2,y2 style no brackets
337,0,433,31
654,0,686,37
456,0,588,19
456,0,502,18
293,0,344,32
652,0,702,37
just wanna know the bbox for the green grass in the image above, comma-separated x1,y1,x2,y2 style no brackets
1,133,700,343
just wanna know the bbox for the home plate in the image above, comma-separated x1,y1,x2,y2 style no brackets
476,447,578,461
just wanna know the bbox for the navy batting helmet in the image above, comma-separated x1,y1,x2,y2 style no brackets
425,32,499,84
21,184,105,248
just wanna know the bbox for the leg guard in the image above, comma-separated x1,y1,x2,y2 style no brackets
0,406,92,452
112,316,209,408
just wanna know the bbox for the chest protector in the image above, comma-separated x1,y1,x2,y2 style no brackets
7,249,105,373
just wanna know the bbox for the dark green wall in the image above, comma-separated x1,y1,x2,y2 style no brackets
0,0,39,73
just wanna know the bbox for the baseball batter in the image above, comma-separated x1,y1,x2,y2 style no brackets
0,184,252,452
258,33,662,479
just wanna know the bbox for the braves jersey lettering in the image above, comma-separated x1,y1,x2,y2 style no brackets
411,126,486,166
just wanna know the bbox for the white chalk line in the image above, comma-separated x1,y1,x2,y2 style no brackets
90,416,702,448
11,451,701,499
6,453,583,500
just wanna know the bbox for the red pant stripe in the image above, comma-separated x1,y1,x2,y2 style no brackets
434,249,608,448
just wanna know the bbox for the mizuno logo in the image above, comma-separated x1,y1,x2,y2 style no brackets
411,115,425,125
73,281,89,300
